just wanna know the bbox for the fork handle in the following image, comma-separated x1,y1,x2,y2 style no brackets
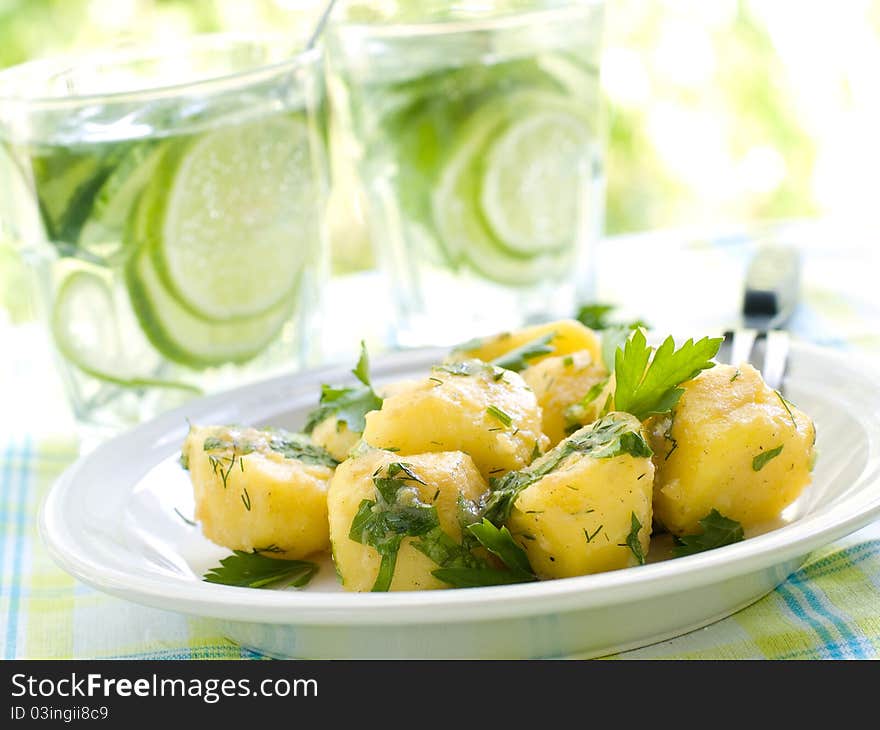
743,243,801,330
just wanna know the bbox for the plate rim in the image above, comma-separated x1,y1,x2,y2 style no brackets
39,340,880,626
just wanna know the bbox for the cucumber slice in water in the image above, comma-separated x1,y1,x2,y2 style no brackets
146,114,317,320
126,251,294,369
432,91,583,286
51,270,199,392
480,110,592,255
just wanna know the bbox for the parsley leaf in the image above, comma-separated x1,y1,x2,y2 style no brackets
431,566,534,588
490,332,555,372
351,341,373,387
482,414,652,525
348,464,440,591
613,329,722,420
412,526,484,570
601,326,634,372
577,302,649,333
430,520,537,588
467,520,534,577
203,550,317,589
303,341,383,434
202,429,338,468
576,303,616,330
752,444,784,471
673,509,744,556
264,432,339,467
624,512,646,565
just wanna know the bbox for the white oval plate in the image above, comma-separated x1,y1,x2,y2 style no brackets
40,343,880,659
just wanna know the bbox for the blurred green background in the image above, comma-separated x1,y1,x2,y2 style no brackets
2,0,878,323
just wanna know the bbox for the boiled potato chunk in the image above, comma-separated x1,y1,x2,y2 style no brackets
507,412,654,579
522,349,610,446
647,363,816,535
328,449,490,591
310,417,360,462
310,379,421,462
182,425,336,559
362,360,548,479
450,319,602,368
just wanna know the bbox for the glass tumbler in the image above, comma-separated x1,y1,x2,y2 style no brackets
327,1,606,347
0,33,330,433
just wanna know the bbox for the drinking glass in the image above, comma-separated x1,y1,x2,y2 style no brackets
0,34,330,432
326,1,605,347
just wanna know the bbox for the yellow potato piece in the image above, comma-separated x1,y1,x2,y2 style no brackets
328,449,490,591
450,319,602,368
362,361,548,479
507,412,654,579
309,379,421,462
182,425,335,559
647,363,816,535
311,417,360,463
522,349,610,446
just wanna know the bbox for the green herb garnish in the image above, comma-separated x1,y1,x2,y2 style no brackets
613,329,722,420
203,550,317,589
775,390,798,429
600,326,633,372
348,463,439,591
303,341,383,434
752,444,784,471
673,510,744,556
264,431,339,468
203,429,337,468
563,377,610,433
430,520,536,588
489,332,555,372
576,303,616,330
482,414,652,525
173,508,196,526
434,360,496,378
623,512,646,565
486,405,513,428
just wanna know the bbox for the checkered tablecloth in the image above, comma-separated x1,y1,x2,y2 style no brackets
2,220,879,659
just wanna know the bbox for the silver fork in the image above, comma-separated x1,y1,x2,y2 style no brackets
724,329,790,392
720,243,801,392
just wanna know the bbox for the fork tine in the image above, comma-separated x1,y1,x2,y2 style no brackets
729,328,758,367
761,329,789,393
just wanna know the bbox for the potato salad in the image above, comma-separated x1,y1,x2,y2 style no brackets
181,319,817,592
